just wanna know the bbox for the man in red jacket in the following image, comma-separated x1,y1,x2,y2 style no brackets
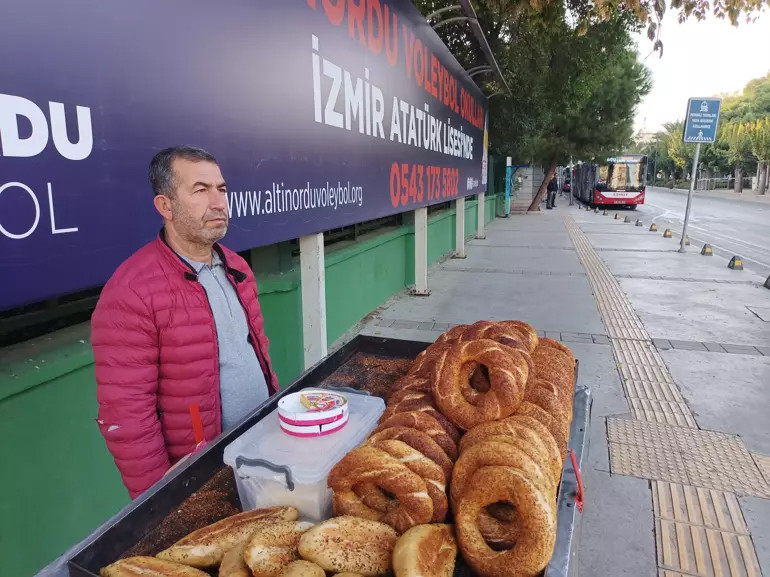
91,146,279,498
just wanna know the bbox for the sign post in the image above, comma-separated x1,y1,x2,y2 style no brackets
504,156,512,216
680,98,721,253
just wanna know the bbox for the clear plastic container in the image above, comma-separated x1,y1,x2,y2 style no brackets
223,388,385,522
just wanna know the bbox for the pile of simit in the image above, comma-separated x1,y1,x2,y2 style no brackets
328,320,576,577
101,506,416,577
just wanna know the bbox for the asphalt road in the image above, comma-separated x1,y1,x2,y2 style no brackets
635,187,770,278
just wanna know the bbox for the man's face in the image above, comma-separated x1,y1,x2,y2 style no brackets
167,158,229,245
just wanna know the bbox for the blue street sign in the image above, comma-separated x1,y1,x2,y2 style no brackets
683,98,721,143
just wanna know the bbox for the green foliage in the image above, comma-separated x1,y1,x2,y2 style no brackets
721,74,770,125
664,121,695,173
489,11,650,166
746,117,770,163
723,122,754,169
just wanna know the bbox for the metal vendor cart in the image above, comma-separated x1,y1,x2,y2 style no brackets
37,335,592,577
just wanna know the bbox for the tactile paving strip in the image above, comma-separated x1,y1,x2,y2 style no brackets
752,454,770,486
565,218,695,411
653,481,762,577
566,216,765,575
610,441,690,484
565,219,651,340
685,440,770,498
623,379,687,404
608,418,770,497
630,399,698,428
614,338,669,368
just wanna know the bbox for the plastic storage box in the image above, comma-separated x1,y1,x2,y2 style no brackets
223,389,385,522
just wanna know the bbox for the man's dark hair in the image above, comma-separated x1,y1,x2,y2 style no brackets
149,145,218,198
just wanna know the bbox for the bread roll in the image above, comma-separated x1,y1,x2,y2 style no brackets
392,524,457,577
277,560,326,577
219,542,250,577
298,516,397,576
333,574,365,577
100,556,208,576
244,521,314,577
156,506,298,568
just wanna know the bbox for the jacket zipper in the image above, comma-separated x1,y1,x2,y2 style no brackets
198,280,223,435
225,269,277,394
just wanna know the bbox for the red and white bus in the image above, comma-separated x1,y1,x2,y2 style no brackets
573,154,647,208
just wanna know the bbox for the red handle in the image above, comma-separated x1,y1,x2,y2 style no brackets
190,404,205,447
569,449,584,512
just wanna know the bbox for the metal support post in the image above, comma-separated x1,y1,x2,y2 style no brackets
504,156,512,216
476,191,486,239
454,196,466,258
413,207,430,295
299,233,328,368
680,142,701,253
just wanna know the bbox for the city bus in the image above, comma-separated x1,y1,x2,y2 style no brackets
572,154,648,208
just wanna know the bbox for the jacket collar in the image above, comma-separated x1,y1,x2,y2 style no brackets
156,228,247,283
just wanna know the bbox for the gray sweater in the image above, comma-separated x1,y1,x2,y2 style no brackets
182,252,269,429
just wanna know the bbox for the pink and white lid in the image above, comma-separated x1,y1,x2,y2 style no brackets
278,389,348,426
279,411,349,438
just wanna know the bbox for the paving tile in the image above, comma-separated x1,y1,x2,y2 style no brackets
656,518,761,576
756,346,770,357
703,342,727,353
622,379,686,404
375,318,395,327
683,439,770,498
652,481,749,533
669,340,708,352
392,320,421,329
722,344,762,355
417,321,435,330
432,323,451,332
753,454,770,486
613,338,668,368
545,331,562,340
609,441,690,484
652,482,762,577
654,338,673,350
630,399,697,428
739,496,770,576
560,332,594,343
592,334,611,345
619,362,675,385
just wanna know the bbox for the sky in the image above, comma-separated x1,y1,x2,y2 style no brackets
633,10,770,134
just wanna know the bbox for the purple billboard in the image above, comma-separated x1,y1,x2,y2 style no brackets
0,0,489,311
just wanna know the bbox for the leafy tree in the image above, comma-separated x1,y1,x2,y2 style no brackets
664,121,696,178
519,13,651,209
723,122,754,191
721,74,770,125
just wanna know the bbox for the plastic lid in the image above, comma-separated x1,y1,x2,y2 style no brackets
279,411,349,437
278,389,349,426
223,389,385,484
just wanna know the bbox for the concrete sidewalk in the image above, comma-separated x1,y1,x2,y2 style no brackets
356,204,770,576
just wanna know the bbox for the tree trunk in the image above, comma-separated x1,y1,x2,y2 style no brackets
527,159,558,212
734,165,743,193
759,162,768,195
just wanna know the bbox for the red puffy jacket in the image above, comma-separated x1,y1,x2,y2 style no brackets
91,231,279,498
